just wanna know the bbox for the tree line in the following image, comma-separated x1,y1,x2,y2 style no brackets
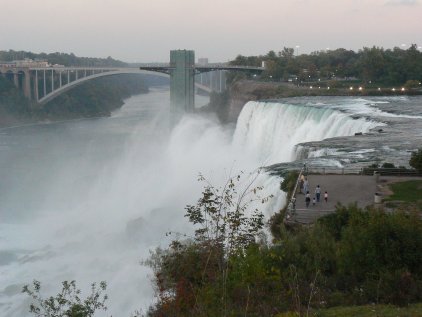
230,45,422,87
0,49,127,67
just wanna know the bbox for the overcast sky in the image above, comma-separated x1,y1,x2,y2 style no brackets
0,0,421,63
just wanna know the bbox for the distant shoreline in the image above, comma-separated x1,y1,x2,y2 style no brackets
240,80,422,98
221,80,422,123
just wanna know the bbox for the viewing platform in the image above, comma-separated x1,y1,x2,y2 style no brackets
285,167,422,224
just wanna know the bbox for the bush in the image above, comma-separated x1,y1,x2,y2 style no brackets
404,79,421,89
22,280,108,317
337,209,422,302
145,172,271,316
409,149,422,172
381,162,395,168
280,170,299,195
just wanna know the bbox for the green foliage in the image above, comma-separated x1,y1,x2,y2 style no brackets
0,73,148,126
0,76,33,124
146,172,274,316
22,280,108,317
310,303,422,317
185,172,268,254
40,74,148,119
316,203,359,240
385,180,422,210
381,162,395,168
337,210,422,305
230,44,422,86
0,49,126,67
270,170,298,239
410,149,422,171
146,178,422,316
280,170,299,195
404,79,421,89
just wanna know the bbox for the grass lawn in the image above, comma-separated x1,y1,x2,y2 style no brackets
276,303,422,317
385,180,422,210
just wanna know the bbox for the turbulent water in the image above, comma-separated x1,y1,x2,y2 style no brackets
233,101,380,165
1,90,421,316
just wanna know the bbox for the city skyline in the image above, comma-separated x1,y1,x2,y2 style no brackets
0,0,421,63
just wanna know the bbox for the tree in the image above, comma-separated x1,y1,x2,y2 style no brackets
280,47,295,59
22,280,108,317
409,149,422,172
357,47,385,83
184,172,268,256
146,171,272,316
404,79,421,90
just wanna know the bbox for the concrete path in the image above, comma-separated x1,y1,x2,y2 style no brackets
292,175,377,223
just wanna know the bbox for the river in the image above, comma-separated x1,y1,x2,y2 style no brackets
1,89,421,316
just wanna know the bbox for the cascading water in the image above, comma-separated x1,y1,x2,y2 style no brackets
233,101,380,164
0,92,384,316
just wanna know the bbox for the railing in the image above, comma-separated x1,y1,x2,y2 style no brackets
285,166,305,222
361,168,421,176
289,166,421,176
305,167,363,175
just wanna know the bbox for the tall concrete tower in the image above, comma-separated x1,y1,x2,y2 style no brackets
170,50,195,114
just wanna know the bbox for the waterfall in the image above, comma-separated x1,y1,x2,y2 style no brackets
233,101,380,165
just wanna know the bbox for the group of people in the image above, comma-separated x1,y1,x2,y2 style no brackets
299,174,328,208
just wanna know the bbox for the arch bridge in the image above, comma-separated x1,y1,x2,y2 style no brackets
0,50,264,112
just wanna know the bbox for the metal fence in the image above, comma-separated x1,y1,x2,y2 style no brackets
306,167,363,175
302,167,420,176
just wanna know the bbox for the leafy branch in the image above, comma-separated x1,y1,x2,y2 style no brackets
22,280,108,317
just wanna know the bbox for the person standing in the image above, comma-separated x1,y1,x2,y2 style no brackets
324,191,328,203
305,192,311,208
312,197,316,206
299,174,305,194
315,185,321,202
303,178,309,194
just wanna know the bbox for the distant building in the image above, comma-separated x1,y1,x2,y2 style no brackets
15,59,51,67
197,58,208,65
0,59,58,68
0,61,15,67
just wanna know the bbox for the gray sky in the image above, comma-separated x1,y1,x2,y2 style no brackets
1,0,421,63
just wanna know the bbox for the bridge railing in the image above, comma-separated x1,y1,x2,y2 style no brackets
285,166,420,176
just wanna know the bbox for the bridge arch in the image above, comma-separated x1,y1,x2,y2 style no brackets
38,69,212,105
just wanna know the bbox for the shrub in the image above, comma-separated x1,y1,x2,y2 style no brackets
409,149,422,172
381,162,395,168
280,170,299,195
22,280,108,317
404,79,421,89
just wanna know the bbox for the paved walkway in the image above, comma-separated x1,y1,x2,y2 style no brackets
292,175,377,223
